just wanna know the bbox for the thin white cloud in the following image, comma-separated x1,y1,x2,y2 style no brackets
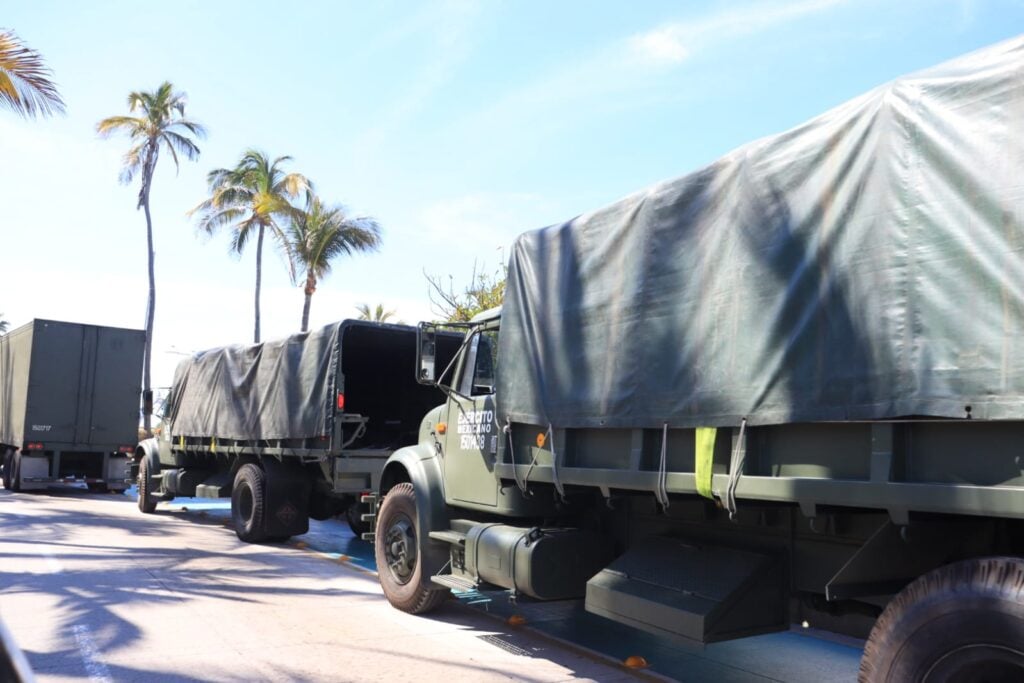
445,0,852,149
419,192,552,257
628,0,849,66
352,0,481,156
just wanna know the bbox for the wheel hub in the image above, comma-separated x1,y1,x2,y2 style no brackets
384,517,416,584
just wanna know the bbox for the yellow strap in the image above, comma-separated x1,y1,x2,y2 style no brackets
695,427,717,499
178,435,184,449
211,437,217,454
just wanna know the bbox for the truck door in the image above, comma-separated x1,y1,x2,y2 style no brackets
443,328,499,507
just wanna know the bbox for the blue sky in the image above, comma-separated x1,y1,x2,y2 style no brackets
2,0,1023,386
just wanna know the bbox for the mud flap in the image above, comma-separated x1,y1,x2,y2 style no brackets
585,536,788,644
261,457,311,538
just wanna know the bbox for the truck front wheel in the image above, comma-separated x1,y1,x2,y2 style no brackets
232,464,268,543
860,556,1024,682
137,455,157,513
374,483,448,614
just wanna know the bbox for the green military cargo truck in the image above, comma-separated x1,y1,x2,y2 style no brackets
0,319,144,493
370,37,1024,681
135,319,459,542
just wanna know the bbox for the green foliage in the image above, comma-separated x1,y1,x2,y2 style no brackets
356,303,397,323
0,313,8,335
425,262,506,323
190,149,308,341
288,193,382,331
97,81,206,207
0,28,64,118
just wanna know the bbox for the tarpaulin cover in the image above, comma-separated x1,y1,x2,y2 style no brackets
169,323,340,440
499,36,1024,429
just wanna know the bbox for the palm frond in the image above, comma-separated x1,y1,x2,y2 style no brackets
0,29,65,118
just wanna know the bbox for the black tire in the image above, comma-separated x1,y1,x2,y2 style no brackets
860,556,1024,682
10,452,21,492
137,456,157,513
1,451,11,490
232,464,268,543
346,501,371,537
374,483,449,614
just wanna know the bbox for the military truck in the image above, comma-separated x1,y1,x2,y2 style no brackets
136,319,459,541
0,319,144,493
370,37,1024,681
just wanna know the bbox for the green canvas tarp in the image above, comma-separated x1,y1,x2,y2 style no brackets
169,324,340,441
498,36,1024,429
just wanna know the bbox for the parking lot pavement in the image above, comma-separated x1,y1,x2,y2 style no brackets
0,488,647,682
147,490,865,682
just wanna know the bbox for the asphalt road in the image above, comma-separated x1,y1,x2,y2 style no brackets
0,487,647,682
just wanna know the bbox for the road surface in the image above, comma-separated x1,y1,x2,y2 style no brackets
0,487,647,682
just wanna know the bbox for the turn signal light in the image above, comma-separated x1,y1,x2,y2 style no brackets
337,393,345,410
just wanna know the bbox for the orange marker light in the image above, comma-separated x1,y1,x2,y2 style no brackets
624,656,649,669
436,422,447,435
536,432,547,448
507,614,526,626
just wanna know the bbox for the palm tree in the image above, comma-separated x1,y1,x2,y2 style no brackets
191,150,308,343
97,82,205,434
0,29,65,117
289,195,381,332
356,303,396,323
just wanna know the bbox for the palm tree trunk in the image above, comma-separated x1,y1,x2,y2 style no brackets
301,273,315,332
141,180,156,436
254,224,264,343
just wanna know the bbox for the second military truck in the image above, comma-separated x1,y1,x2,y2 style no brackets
136,319,458,541
1,319,145,493
370,36,1024,681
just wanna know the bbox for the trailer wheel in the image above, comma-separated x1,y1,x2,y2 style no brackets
232,464,268,543
10,452,21,493
860,556,1024,682
1,451,10,490
374,483,448,614
137,455,158,513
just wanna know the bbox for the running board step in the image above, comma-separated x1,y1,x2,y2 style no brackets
428,530,467,546
586,537,787,644
431,574,478,592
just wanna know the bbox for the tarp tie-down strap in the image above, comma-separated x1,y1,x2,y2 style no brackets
695,427,717,500
504,417,531,496
655,423,670,510
724,418,748,520
547,424,566,502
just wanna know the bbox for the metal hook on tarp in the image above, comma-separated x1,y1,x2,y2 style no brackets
547,424,567,503
655,423,671,510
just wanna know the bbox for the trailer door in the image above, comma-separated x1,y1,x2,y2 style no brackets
90,327,144,447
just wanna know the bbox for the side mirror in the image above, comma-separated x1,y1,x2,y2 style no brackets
417,322,437,385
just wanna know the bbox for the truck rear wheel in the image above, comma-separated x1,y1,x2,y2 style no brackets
860,556,1024,682
346,501,371,537
232,464,268,543
374,483,448,614
137,455,157,513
